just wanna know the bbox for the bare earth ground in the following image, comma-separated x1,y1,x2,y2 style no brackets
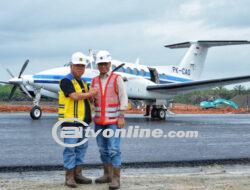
1,165,250,190
0,101,249,114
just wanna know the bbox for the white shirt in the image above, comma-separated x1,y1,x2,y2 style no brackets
99,71,128,111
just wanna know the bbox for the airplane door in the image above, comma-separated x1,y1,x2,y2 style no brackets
148,67,159,83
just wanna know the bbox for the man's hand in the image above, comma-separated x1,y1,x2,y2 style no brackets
117,117,125,128
70,88,98,100
89,88,98,97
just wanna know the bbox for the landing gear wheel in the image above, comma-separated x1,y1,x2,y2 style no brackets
157,108,166,120
151,108,158,118
30,106,42,120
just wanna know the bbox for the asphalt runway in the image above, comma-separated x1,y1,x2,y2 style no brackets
0,113,250,168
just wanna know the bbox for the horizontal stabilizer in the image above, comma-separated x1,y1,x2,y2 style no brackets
147,75,250,94
165,40,250,49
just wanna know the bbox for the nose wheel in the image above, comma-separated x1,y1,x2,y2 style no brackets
30,88,42,120
30,105,42,120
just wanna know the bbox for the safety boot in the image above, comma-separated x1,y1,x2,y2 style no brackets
95,164,112,183
65,169,77,188
109,167,120,189
74,165,92,184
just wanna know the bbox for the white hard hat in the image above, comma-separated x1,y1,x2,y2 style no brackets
95,50,112,64
71,52,87,65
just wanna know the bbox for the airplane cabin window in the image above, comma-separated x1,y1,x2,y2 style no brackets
134,68,139,75
141,69,145,76
127,67,132,74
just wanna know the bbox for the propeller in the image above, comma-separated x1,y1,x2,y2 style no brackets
18,59,29,78
112,63,125,72
9,86,17,100
2,59,32,100
6,68,14,78
0,81,10,84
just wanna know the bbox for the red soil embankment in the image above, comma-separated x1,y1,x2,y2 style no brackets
0,105,57,113
170,103,248,114
0,102,248,114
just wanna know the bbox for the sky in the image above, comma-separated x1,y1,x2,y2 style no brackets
0,0,250,87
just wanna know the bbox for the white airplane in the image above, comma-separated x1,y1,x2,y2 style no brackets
1,40,250,120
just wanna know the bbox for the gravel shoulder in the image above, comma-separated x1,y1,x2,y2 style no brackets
1,164,250,190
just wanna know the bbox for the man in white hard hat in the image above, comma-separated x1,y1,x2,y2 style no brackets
58,52,98,188
91,50,128,189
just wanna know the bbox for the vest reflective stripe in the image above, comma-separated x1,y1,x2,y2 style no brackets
91,73,120,125
59,104,65,108
95,111,120,117
58,114,64,118
74,101,78,118
95,107,119,112
58,73,91,123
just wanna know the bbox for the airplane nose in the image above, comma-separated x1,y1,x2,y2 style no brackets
8,76,34,85
8,77,23,84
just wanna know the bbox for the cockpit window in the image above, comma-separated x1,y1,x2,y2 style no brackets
117,67,125,73
162,73,167,78
111,65,116,71
64,62,71,67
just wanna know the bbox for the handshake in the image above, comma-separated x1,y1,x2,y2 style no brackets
88,88,98,97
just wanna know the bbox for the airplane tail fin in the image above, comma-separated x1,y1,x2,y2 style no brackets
165,40,250,80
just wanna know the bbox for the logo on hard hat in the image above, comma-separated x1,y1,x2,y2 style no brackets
79,58,83,61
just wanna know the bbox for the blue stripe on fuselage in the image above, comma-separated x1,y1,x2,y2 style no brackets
33,75,65,80
34,80,59,84
166,75,192,82
33,73,192,84
33,80,92,84
33,75,92,84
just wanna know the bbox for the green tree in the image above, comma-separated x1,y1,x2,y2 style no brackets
233,85,246,95
0,84,26,100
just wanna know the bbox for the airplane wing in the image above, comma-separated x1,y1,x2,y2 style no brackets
146,75,250,94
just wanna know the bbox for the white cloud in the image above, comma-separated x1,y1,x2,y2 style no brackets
179,1,203,17
0,0,250,85
144,20,250,42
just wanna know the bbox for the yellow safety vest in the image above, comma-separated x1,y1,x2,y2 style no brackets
58,73,91,123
